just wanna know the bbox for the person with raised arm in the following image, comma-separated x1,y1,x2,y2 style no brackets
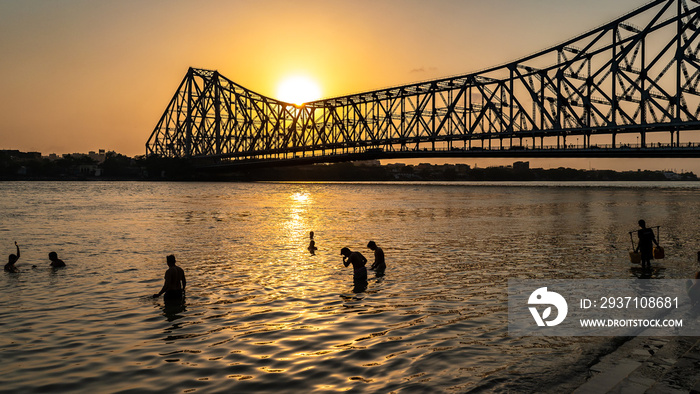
4,242,20,273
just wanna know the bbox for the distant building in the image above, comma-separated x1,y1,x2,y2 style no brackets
513,161,530,171
455,164,470,174
78,164,101,176
663,171,682,180
88,150,107,163
354,160,381,167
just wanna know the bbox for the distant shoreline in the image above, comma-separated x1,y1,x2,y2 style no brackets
2,149,697,182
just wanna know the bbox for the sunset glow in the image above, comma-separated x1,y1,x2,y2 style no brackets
276,76,322,105
2,0,695,172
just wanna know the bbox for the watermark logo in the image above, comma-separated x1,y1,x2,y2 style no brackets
528,287,568,327
509,280,696,337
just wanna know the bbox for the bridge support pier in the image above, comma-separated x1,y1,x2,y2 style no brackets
675,128,680,148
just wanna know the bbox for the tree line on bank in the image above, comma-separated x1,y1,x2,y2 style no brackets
0,150,192,180
1,150,696,182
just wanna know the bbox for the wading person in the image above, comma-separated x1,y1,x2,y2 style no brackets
308,231,317,255
367,241,386,277
153,254,186,303
635,220,659,270
48,251,66,268
340,247,367,292
4,242,20,273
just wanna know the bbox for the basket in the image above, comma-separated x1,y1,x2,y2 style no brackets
629,251,641,264
653,246,665,259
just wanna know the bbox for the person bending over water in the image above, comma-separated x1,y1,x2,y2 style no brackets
367,241,386,277
4,242,20,273
153,254,186,302
341,247,367,287
48,251,66,268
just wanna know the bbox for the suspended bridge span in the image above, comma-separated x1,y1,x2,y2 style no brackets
147,0,700,169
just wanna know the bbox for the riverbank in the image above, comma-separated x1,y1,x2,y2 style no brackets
2,158,698,183
573,335,700,393
3,149,698,181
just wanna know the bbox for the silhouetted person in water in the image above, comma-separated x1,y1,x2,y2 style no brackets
635,219,658,270
153,254,186,303
341,247,367,292
367,241,386,277
4,242,20,273
48,251,66,268
308,231,317,255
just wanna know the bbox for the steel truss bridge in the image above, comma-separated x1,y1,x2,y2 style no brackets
147,0,700,169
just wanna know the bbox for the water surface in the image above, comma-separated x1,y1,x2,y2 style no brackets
1,181,699,393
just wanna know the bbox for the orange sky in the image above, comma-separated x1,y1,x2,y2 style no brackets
1,0,697,173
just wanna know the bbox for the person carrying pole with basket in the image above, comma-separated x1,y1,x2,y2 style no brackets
635,219,660,271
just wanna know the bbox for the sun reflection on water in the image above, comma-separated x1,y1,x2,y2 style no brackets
282,190,314,253
290,191,310,203
3,182,700,393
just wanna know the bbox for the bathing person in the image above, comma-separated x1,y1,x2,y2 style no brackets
340,247,367,287
308,231,317,255
48,251,66,268
635,220,658,270
4,242,20,273
153,254,186,302
367,241,386,277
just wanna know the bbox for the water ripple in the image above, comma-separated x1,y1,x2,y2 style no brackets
1,181,699,392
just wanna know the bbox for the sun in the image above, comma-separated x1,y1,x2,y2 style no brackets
276,75,322,105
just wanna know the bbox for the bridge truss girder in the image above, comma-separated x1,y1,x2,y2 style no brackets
147,0,700,165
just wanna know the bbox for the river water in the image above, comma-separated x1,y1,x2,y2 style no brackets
1,181,699,393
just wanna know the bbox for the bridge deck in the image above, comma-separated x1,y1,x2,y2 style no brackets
195,145,700,170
